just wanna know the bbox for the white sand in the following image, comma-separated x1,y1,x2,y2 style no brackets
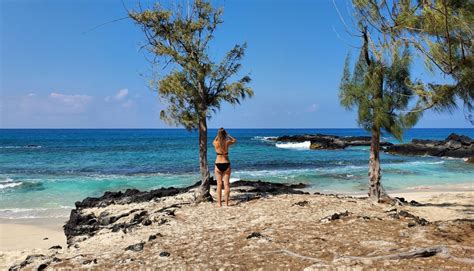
0,218,67,270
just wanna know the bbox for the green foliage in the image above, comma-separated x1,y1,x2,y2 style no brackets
130,0,253,130
351,0,473,123
340,37,422,141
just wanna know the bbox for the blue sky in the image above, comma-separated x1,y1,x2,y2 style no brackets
0,0,471,128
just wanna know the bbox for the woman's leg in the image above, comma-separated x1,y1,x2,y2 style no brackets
223,168,231,206
214,166,223,207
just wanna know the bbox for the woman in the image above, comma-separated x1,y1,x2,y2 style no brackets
213,128,236,207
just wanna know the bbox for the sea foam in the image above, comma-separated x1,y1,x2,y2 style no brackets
275,141,311,150
0,178,22,190
0,145,42,149
252,136,276,142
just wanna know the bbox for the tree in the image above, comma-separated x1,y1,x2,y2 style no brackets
340,26,422,200
129,0,253,201
350,0,473,123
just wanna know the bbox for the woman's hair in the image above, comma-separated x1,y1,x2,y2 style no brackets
215,127,228,150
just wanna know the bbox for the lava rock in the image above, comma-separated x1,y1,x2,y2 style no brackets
385,133,474,160
321,211,350,222
37,263,48,271
149,233,163,241
63,180,308,245
395,197,424,207
142,219,152,226
398,210,429,226
247,232,263,239
125,242,145,252
49,245,62,250
83,259,98,265
159,251,171,257
272,134,393,150
74,186,190,209
293,200,309,207
8,254,46,271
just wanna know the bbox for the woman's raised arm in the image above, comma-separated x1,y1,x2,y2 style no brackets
227,135,237,145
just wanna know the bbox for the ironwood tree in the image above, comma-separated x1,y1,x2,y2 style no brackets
130,0,253,201
338,0,472,200
340,27,422,200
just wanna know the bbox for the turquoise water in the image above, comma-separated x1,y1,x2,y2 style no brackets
0,128,473,219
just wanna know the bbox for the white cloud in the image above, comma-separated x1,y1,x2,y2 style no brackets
16,92,93,115
105,89,129,102
306,103,319,112
104,89,135,110
114,89,128,100
121,100,135,109
49,92,92,111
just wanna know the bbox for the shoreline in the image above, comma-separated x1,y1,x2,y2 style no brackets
3,179,472,270
0,218,67,270
1,183,472,250
1,181,472,220
1,180,473,269
0,217,67,251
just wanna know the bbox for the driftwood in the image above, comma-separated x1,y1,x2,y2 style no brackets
268,246,474,267
333,246,445,264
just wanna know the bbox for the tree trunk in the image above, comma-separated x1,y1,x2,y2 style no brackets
368,126,385,200
196,114,212,202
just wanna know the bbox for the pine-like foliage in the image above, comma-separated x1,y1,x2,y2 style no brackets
352,0,473,123
339,24,423,200
129,0,253,130
340,41,421,141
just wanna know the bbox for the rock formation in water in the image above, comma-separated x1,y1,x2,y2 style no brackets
271,134,393,150
385,133,474,160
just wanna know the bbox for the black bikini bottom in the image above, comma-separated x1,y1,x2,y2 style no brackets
215,163,230,172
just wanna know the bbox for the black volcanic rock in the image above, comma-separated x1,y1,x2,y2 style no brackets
272,134,393,150
230,180,308,195
74,187,187,209
385,133,474,159
63,180,308,246
125,242,145,252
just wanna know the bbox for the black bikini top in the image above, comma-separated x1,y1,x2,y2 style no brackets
216,152,228,156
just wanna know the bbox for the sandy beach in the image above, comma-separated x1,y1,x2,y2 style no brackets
2,181,473,270
0,218,67,269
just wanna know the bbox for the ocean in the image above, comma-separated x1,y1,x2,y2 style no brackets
0,128,473,219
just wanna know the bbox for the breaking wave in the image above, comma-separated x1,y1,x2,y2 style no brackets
0,178,22,190
275,141,311,150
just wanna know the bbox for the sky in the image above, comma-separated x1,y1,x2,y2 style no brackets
0,0,472,128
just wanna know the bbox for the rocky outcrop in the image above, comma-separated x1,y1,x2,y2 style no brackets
74,187,188,209
272,134,393,149
385,133,474,159
63,180,308,246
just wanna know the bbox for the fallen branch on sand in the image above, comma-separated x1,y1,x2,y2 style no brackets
333,246,474,265
333,246,445,264
267,246,474,266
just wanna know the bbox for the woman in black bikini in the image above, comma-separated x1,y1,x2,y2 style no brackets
213,128,236,207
